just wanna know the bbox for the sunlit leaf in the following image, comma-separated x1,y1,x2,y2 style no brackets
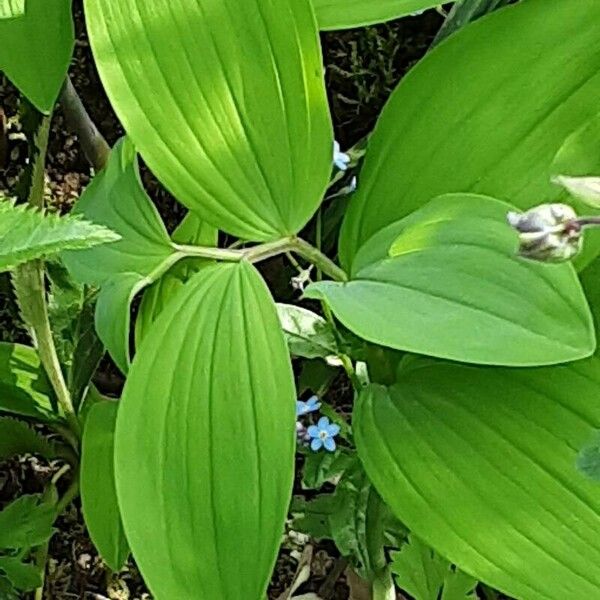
81,401,129,571
115,262,295,599
355,357,600,599
339,0,600,268
85,0,333,241
307,194,595,366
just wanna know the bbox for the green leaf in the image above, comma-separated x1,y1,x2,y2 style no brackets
62,139,179,373
0,200,119,274
0,495,55,549
0,575,19,600
339,0,600,269
62,139,174,287
0,556,42,592
355,357,600,600
313,0,452,31
94,273,146,374
0,343,56,421
135,211,218,346
0,0,73,112
0,417,62,462
302,448,354,490
115,262,296,599
307,194,594,366
0,0,24,19
390,535,476,600
276,303,338,360
81,401,129,571
85,0,332,241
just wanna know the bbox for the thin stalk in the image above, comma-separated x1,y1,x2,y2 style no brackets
576,217,600,228
315,208,323,281
290,237,348,282
59,76,110,171
176,237,349,282
15,114,80,436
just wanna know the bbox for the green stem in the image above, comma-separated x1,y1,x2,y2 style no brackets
55,475,80,516
15,114,80,436
176,236,349,282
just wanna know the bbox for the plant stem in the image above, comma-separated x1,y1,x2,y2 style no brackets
15,113,80,436
176,236,349,282
59,76,110,171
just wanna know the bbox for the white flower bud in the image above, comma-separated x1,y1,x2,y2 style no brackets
507,203,582,263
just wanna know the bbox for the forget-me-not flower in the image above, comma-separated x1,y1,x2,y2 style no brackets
307,416,340,452
296,395,321,417
333,141,350,171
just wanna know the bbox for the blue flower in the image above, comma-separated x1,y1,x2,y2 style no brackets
307,416,340,452
333,141,350,171
296,395,321,417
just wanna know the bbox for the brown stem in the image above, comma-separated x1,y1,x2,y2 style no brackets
59,76,110,171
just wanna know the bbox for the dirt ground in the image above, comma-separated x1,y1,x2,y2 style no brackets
0,2,443,598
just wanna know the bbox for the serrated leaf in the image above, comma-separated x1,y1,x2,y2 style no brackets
62,139,179,373
0,556,41,592
0,343,56,421
277,304,338,360
0,0,24,19
390,536,476,600
0,200,119,273
115,262,296,599
135,211,218,346
85,0,332,241
307,194,595,366
0,0,73,112
313,0,453,31
0,495,55,549
302,448,354,490
355,357,600,600
339,0,600,269
0,417,62,462
81,401,129,571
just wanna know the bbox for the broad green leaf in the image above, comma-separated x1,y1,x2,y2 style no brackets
85,0,333,241
0,0,73,112
339,0,600,268
81,401,129,571
355,357,600,600
277,303,338,360
313,0,452,30
135,211,218,346
0,556,41,592
390,536,476,600
62,139,174,286
0,200,119,273
115,262,296,599
0,343,56,421
307,194,594,366
0,0,24,19
0,495,55,549
62,139,179,373
0,417,62,462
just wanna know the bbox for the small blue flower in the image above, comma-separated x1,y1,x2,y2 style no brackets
307,416,340,452
333,141,350,171
296,395,321,417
